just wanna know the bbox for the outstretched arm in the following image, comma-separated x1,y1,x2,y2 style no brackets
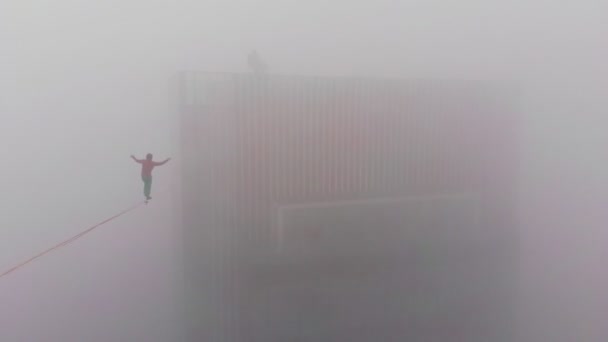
154,158,171,166
131,155,143,163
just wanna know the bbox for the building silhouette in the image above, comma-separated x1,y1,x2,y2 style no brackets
178,72,520,342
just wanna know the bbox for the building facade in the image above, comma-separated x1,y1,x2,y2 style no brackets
179,73,519,342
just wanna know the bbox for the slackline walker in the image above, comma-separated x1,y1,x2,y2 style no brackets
1,153,172,279
130,153,171,203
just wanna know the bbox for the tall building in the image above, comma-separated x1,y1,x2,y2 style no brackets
178,72,519,342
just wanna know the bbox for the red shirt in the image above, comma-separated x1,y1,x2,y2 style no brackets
137,159,166,178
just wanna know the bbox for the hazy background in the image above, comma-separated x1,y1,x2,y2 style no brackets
1,0,608,341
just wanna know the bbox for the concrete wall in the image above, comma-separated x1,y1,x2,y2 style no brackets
179,73,519,341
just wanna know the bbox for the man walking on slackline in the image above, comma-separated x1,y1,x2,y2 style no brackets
131,153,170,201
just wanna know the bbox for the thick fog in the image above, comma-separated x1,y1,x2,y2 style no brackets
2,0,608,341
